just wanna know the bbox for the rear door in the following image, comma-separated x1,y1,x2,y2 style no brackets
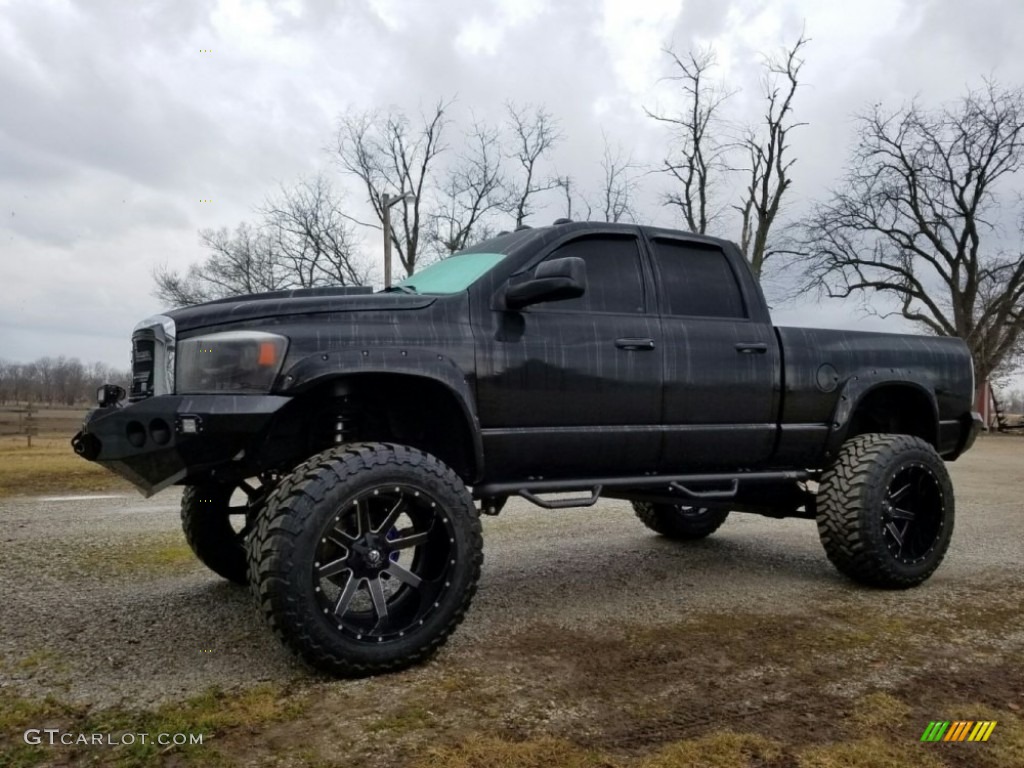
647,236,778,469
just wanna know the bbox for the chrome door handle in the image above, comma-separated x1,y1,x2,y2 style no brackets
735,342,768,354
616,338,656,351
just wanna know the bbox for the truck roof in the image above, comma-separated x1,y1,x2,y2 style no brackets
466,221,737,259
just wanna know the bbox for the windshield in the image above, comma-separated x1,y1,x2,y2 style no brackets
396,252,506,294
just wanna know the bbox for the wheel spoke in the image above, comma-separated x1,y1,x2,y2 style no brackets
367,576,389,624
375,497,406,534
238,480,260,499
385,561,423,589
308,468,468,644
888,505,916,521
327,527,354,547
888,482,912,502
885,521,905,549
390,531,429,550
355,500,372,537
332,574,360,617
317,556,350,579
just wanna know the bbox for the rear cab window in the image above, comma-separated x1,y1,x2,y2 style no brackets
648,239,748,319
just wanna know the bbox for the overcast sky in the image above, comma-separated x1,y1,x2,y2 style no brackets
2,0,1024,371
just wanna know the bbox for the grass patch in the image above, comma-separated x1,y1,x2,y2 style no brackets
15,649,62,673
367,703,436,734
0,684,304,768
847,692,912,733
941,705,1024,768
797,736,945,768
638,731,784,768
414,735,609,768
415,731,791,768
8,648,71,681
0,437,131,497
0,695,87,768
73,533,197,578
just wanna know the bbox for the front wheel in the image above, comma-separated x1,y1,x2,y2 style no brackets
247,443,483,676
816,433,954,589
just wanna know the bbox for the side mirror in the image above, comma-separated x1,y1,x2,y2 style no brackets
504,257,586,310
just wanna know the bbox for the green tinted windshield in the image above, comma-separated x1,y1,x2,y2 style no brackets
397,252,506,294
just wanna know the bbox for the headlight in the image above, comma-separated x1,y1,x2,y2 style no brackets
132,314,176,398
176,331,289,394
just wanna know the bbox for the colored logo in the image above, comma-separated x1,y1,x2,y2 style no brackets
920,721,997,742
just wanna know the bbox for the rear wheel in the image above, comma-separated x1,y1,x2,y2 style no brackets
247,443,483,676
632,502,730,540
181,481,268,585
816,433,954,588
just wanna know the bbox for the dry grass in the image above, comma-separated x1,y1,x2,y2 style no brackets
0,684,304,768
2,660,1021,768
73,532,198,578
0,436,131,497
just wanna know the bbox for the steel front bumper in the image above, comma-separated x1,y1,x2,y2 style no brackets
71,395,291,496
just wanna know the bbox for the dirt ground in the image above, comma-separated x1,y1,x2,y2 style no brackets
0,436,1022,767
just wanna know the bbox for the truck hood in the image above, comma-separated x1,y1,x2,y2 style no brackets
167,289,436,333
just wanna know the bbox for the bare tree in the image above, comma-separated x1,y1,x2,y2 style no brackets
260,173,369,287
0,357,129,405
429,120,505,254
552,175,591,221
796,82,1024,382
598,136,641,222
336,101,449,276
154,223,286,307
735,34,808,277
154,174,370,307
504,102,562,226
646,48,732,233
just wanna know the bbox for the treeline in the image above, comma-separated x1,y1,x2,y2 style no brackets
155,35,1024,384
0,357,131,406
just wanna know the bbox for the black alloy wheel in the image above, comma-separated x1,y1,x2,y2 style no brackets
312,484,459,642
248,443,483,676
880,464,945,566
816,433,954,589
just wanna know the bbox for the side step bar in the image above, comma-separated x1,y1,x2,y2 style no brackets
473,470,809,510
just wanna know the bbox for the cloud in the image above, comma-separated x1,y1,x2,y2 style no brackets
2,0,1023,368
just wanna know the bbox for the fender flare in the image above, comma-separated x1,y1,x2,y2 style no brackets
277,347,484,481
825,373,940,457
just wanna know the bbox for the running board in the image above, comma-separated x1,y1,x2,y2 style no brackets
473,470,809,510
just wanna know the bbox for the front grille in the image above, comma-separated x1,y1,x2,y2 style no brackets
130,333,156,400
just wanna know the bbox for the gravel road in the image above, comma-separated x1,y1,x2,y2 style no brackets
1,437,1022,711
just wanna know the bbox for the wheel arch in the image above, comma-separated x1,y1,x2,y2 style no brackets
826,378,940,458
271,351,484,483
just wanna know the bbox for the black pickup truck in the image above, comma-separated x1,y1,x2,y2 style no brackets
73,221,982,676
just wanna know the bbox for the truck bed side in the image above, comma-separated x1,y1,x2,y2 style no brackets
773,326,976,466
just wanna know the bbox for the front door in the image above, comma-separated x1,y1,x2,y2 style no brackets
475,232,662,481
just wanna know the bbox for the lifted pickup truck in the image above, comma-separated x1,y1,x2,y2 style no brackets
74,221,982,676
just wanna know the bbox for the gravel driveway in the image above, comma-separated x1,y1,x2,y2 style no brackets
2,436,1021,712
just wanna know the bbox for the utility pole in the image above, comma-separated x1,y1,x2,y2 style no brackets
382,191,415,288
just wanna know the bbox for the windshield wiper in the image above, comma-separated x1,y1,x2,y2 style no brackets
383,284,418,294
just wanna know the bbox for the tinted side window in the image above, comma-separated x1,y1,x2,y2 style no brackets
533,235,644,314
650,240,747,318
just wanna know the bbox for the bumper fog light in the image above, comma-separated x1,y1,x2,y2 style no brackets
97,384,126,408
179,416,201,435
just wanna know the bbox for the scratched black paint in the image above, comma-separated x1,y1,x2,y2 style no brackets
74,222,980,497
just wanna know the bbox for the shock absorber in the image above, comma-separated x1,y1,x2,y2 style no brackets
333,397,358,444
